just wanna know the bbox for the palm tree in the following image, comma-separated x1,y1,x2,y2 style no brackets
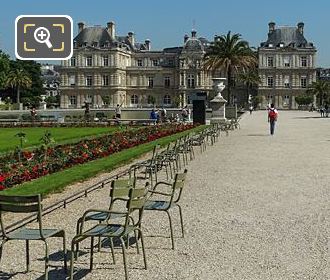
307,80,330,106
6,68,32,104
203,31,257,104
237,68,261,106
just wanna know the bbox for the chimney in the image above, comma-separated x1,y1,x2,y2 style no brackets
145,39,151,51
107,21,115,38
184,34,189,43
128,31,135,46
191,29,197,38
297,22,304,34
78,22,85,33
268,22,275,34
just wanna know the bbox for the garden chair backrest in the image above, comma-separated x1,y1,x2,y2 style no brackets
172,169,188,203
0,194,45,238
126,184,148,227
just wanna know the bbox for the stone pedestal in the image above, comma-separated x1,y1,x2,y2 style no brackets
210,96,227,123
39,95,47,110
210,78,227,123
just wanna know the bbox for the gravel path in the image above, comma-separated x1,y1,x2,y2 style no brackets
1,110,330,280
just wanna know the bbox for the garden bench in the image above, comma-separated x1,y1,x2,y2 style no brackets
107,118,157,126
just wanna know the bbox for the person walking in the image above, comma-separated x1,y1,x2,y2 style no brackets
325,103,329,118
249,105,253,115
268,103,278,135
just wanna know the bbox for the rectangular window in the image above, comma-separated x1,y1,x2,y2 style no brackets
283,95,290,105
103,56,109,66
267,57,274,67
301,56,307,67
137,59,143,66
152,59,158,66
86,75,93,87
284,56,290,67
267,76,274,88
168,59,174,66
86,56,92,67
197,73,201,86
69,75,75,86
187,74,195,88
69,95,76,105
301,76,307,88
103,75,109,86
148,77,154,88
180,73,184,86
164,76,170,88
70,56,76,67
284,76,290,88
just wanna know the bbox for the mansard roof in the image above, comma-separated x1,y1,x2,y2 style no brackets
261,25,314,48
74,26,148,51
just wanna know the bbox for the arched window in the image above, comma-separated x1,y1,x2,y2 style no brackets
130,94,138,105
163,95,171,105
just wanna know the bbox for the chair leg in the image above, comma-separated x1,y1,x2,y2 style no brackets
120,237,129,280
165,211,175,250
136,228,147,269
134,230,140,254
70,242,75,280
0,239,6,264
26,240,30,272
109,238,116,264
90,237,94,271
63,232,67,273
44,241,49,280
177,204,185,238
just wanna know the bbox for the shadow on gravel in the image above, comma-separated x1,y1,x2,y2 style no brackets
35,268,67,280
37,250,66,262
246,134,269,137
0,271,19,279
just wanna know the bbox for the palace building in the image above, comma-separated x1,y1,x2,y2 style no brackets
258,22,317,109
59,21,222,108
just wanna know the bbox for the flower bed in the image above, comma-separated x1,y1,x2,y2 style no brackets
0,124,195,190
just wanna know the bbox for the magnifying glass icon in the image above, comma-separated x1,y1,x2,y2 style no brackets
34,27,53,48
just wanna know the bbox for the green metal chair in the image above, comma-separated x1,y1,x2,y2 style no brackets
144,169,188,249
75,178,136,256
70,185,148,280
0,195,67,280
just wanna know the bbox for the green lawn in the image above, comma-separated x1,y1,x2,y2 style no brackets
0,127,121,153
1,125,206,196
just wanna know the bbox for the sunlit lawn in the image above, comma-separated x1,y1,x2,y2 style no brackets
0,127,121,153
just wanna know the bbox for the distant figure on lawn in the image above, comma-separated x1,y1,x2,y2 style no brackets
150,108,158,122
325,103,329,117
115,103,123,119
268,103,278,135
30,106,37,121
83,102,90,121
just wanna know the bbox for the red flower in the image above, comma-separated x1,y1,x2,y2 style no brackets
0,185,6,191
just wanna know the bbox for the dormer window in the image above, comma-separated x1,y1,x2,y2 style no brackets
152,59,159,66
279,43,284,47
92,42,98,47
268,44,273,48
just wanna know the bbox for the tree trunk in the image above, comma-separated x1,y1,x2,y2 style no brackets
227,68,231,104
246,85,250,107
17,86,20,104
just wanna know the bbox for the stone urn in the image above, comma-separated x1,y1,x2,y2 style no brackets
210,78,227,123
39,95,47,110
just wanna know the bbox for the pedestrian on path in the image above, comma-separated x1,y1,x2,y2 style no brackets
249,105,253,115
268,103,278,135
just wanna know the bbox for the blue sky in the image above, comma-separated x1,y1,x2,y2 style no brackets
0,0,329,66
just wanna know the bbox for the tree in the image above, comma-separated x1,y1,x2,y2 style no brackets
237,68,261,105
203,31,257,104
307,80,330,106
295,95,313,106
0,51,10,90
6,68,32,104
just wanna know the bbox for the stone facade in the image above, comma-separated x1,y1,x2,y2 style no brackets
59,21,223,109
258,22,317,109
